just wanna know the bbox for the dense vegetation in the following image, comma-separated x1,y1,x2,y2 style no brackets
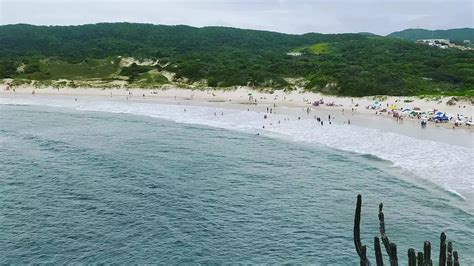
1,23,473,96
388,28,474,43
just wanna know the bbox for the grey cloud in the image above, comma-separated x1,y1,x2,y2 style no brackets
1,0,472,35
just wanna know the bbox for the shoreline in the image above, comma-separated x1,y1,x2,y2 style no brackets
1,86,473,212
1,86,473,142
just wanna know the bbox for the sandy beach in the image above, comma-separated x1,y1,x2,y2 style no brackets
2,85,473,136
2,84,474,244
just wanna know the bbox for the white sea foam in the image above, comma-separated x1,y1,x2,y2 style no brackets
1,96,473,205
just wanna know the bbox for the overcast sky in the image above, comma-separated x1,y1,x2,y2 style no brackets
1,0,472,35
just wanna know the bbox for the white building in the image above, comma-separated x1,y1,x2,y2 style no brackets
416,39,450,49
286,52,302,57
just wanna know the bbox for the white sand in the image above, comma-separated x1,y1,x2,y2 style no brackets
2,85,472,128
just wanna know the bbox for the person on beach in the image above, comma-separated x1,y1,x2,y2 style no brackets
328,114,331,120
348,119,351,125
321,121,324,126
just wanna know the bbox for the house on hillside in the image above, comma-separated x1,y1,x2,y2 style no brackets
416,39,450,49
286,52,302,57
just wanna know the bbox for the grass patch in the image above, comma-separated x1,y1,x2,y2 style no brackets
16,57,120,80
309,43,331,54
290,43,332,55
132,70,170,88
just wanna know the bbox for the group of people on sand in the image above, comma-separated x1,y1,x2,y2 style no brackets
259,105,353,130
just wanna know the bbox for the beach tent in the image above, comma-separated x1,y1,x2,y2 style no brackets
371,101,382,109
433,112,449,121
438,116,449,121
389,104,398,110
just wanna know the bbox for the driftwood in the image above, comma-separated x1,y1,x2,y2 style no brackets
353,194,461,265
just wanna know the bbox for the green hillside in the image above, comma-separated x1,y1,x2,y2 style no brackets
1,23,473,96
388,28,474,42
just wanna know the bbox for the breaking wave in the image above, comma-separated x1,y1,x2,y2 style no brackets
1,96,473,207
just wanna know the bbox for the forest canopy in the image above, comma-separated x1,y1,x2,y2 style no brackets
1,23,473,96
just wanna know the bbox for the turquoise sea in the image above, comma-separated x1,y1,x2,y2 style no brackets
1,103,473,264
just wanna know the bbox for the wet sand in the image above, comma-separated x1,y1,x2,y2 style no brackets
1,86,472,148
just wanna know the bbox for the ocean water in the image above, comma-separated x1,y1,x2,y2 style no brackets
1,98,473,264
